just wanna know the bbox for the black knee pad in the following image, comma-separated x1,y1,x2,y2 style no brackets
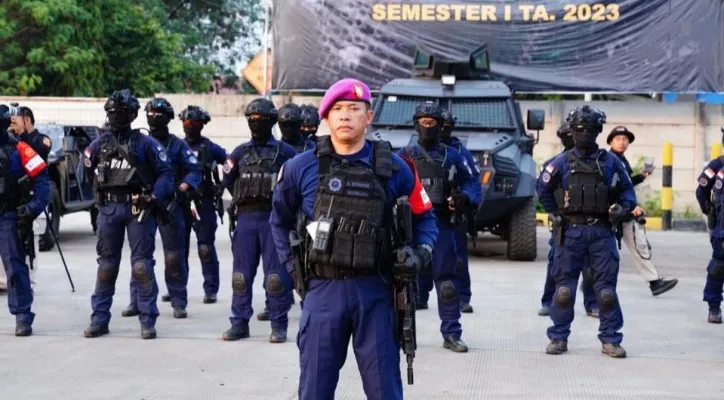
198,244,212,263
97,265,119,284
266,273,285,295
554,286,572,308
232,272,247,294
164,252,181,279
439,280,457,304
599,289,618,311
711,259,724,279
132,262,152,284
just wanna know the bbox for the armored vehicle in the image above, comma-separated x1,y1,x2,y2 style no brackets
369,46,545,261
34,123,100,251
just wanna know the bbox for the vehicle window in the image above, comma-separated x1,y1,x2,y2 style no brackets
449,98,515,129
34,124,64,153
373,96,436,126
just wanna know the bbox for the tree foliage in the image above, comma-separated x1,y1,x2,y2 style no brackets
0,0,262,97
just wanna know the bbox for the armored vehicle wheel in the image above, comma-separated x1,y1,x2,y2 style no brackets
38,182,61,252
506,197,537,261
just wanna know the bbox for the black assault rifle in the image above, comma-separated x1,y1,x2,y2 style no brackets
393,197,417,385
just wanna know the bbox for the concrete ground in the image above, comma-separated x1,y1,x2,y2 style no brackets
0,213,723,399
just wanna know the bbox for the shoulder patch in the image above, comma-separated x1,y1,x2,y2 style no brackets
42,137,51,147
717,170,724,179
716,180,723,190
159,151,168,162
84,148,91,159
189,155,197,164
542,172,551,183
700,177,709,186
546,164,555,173
705,168,715,178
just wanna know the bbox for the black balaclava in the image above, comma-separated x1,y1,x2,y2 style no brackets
279,120,302,144
249,118,274,144
183,122,203,143
148,114,171,141
416,123,441,148
572,129,597,154
561,134,575,150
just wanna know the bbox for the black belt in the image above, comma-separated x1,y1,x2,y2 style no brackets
564,215,611,226
102,193,137,203
311,264,378,280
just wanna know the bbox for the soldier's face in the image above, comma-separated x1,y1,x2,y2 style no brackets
610,135,629,153
326,101,372,144
9,116,28,134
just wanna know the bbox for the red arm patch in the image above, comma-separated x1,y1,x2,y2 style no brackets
16,141,46,178
401,155,432,215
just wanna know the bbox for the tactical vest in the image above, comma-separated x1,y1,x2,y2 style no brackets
232,143,283,212
404,145,452,211
554,151,610,217
161,136,184,185
307,137,393,278
0,142,22,209
95,131,154,194
195,139,218,198
713,169,724,231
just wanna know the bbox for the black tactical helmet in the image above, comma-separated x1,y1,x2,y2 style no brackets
104,89,140,117
413,103,443,121
245,98,277,118
556,121,571,138
566,105,606,134
441,111,456,128
300,104,320,126
0,104,9,132
145,98,175,119
179,105,211,124
278,103,302,123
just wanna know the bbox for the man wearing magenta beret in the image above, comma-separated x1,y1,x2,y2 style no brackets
270,78,438,399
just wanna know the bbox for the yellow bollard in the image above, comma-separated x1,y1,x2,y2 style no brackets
711,142,722,160
661,142,673,230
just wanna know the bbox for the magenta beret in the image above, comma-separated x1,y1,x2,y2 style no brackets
318,78,372,119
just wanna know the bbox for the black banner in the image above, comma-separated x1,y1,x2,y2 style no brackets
271,0,724,92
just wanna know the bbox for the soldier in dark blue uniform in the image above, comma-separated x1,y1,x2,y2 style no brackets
270,78,437,400
439,111,482,314
537,105,636,358
696,128,724,323
122,98,201,319
279,103,316,153
537,121,597,317
221,98,298,343
83,89,175,340
180,105,227,304
0,104,50,336
300,104,320,143
397,104,477,353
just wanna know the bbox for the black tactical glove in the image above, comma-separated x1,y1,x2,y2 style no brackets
608,204,628,224
16,205,32,219
393,245,432,280
133,194,156,210
449,193,469,210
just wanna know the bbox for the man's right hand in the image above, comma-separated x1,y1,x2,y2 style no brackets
393,245,431,279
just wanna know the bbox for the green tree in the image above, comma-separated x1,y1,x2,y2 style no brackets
0,0,215,97
160,0,264,72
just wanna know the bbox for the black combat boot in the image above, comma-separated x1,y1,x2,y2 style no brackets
460,302,474,313
538,305,551,316
223,323,250,341
601,343,627,358
256,307,270,321
15,322,32,337
203,293,217,304
443,336,469,353
416,302,428,310
141,326,157,339
84,323,110,338
545,339,568,355
173,307,188,319
270,328,287,343
121,304,140,317
161,294,171,302
649,278,678,296
708,306,722,324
